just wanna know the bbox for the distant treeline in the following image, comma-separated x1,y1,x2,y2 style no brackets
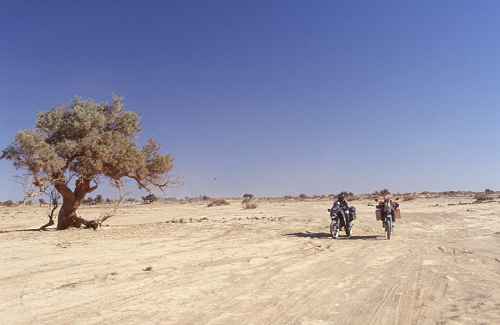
0,189,498,207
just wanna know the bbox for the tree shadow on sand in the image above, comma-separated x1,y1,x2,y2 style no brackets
284,232,381,240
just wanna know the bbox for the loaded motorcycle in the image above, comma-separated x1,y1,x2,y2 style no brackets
376,199,400,240
328,204,356,239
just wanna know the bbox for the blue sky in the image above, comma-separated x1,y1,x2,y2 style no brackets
1,1,499,199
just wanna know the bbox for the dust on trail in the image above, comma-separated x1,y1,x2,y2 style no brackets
0,198,499,325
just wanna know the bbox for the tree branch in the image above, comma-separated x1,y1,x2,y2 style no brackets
39,193,58,230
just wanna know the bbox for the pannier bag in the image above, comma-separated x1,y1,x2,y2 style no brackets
375,205,401,220
394,207,401,219
349,207,357,220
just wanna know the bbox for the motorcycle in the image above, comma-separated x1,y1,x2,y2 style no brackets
328,205,355,239
376,200,399,240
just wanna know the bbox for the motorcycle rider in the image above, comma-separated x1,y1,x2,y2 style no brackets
381,194,399,228
330,192,355,235
332,192,349,209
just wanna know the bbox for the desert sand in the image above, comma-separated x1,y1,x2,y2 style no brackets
0,197,499,325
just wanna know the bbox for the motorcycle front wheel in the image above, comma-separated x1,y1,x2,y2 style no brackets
345,222,352,238
330,220,339,239
385,218,392,240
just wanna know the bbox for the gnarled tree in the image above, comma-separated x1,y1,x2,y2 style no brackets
1,97,173,230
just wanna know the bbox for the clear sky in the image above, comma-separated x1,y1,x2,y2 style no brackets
1,1,499,200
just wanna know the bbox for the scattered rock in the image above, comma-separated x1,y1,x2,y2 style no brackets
143,266,153,272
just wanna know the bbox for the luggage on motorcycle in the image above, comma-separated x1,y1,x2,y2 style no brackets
375,207,383,220
394,207,401,219
349,207,357,220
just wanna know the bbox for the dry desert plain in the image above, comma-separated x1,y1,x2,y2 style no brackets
0,197,499,325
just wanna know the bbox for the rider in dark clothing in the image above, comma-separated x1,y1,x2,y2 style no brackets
332,193,350,210
331,193,356,232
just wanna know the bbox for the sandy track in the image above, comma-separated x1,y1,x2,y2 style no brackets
0,198,499,324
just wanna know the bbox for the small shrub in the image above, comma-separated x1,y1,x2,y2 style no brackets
94,194,104,204
142,194,158,204
1,200,15,207
402,195,416,201
374,189,390,196
298,194,309,200
473,193,489,202
84,197,95,205
338,191,357,201
242,195,258,209
207,199,229,207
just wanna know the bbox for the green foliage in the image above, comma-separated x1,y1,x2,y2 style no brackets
2,96,173,195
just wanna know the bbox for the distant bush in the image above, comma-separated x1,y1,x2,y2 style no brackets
338,191,357,201
1,200,15,207
207,199,230,207
94,194,104,204
142,194,158,204
242,194,257,209
201,195,211,201
402,194,417,201
474,193,489,202
373,189,390,196
485,189,495,194
298,194,309,200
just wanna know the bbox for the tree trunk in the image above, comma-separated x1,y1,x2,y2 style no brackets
55,179,98,230
56,196,80,230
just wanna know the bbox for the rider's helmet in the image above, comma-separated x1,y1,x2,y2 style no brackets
384,194,392,202
337,193,346,201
